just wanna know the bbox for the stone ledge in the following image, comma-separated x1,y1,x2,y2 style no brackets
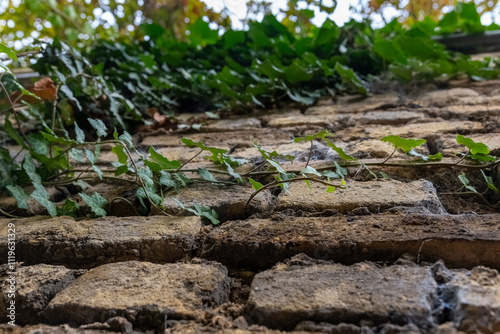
0,216,202,268
277,179,445,214
45,260,230,329
247,254,437,330
200,214,500,269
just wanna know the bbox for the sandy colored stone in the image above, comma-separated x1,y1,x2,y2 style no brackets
266,114,338,128
353,110,426,125
0,216,202,267
201,214,500,270
422,88,479,106
343,120,483,139
448,267,500,333
428,104,500,118
0,324,118,333
277,179,444,214
247,254,437,330
140,129,292,148
45,261,230,328
0,264,85,325
305,93,401,115
163,184,272,222
204,118,262,131
231,142,311,161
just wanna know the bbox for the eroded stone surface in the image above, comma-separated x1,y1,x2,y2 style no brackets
0,264,85,324
204,118,262,131
247,255,437,330
277,179,444,214
140,129,292,148
0,216,202,267
200,214,500,269
163,184,272,222
45,261,230,328
305,93,401,115
0,324,120,333
448,267,500,333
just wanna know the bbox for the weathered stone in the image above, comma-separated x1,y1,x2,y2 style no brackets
342,139,412,159
0,264,85,324
447,267,500,333
422,88,479,106
45,260,230,329
277,179,444,214
231,142,311,161
140,129,292,148
200,214,500,269
247,255,437,330
341,121,483,139
353,110,426,125
305,93,401,115
204,118,262,132
428,104,500,118
266,114,338,128
163,184,272,222
0,324,118,333
294,321,374,333
0,216,202,267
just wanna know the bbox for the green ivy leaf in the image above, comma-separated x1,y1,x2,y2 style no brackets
254,143,295,162
456,135,490,155
73,179,91,190
294,129,334,143
334,63,368,94
267,159,286,174
173,198,220,225
5,118,27,149
159,171,179,191
6,185,29,210
0,44,17,60
197,168,218,182
301,166,322,177
79,192,107,217
57,198,80,218
248,178,263,191
23,155,41,184
325,139,356,161
27,133,50,156
458,172,478,193
112,146,128,165
74,122,86,143
322,170,340,179
31,183,57,217
145,146,181,172
381,135,426,154
88,118,107,137
481,170,498,193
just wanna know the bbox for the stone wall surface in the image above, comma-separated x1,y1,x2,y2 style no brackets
2,82,500,333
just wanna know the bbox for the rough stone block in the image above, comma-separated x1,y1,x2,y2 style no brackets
277,179,444,214
45,261,230,329
449,267,500,333
0,264,85,325
203,118,262,132
247,255,437,330
200,214,500,270
0,216,202,267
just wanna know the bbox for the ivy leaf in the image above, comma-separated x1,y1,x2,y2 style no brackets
458,172,478,193
334,162,348,178
325,139,356,161
5,118,27,148
79,192,107,217
468,153,496,162
173,199,220,225
112,146,128,165
334,63,368,94
294,130,334,143
23,155,41,184
181,138,228,163
6,185,29,210
69,148,84,162
0,44,17,60
301,166,322,177
267,159,286,174
31,183,57,217
145,146,181,172
326,186,336,193
88,118,107,137
254,143,295,162
175,173,191,187
119,131,134,149
197,167,218,182
28,133,50,156
428,152,443,161
224,162,242,182
322,170,340,179
159,171,179,191
73,179,91,190
381,135,426,154
59,84,82,111
456,135,490,155
74,122,86,143
12,81,40,100
248,178,263,191
481,170,498,193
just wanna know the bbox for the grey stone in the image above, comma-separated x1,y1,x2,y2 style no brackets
45,260,230,328
0,264,85,324
247,255,437,330
0,216,202,267
277,179,444,214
